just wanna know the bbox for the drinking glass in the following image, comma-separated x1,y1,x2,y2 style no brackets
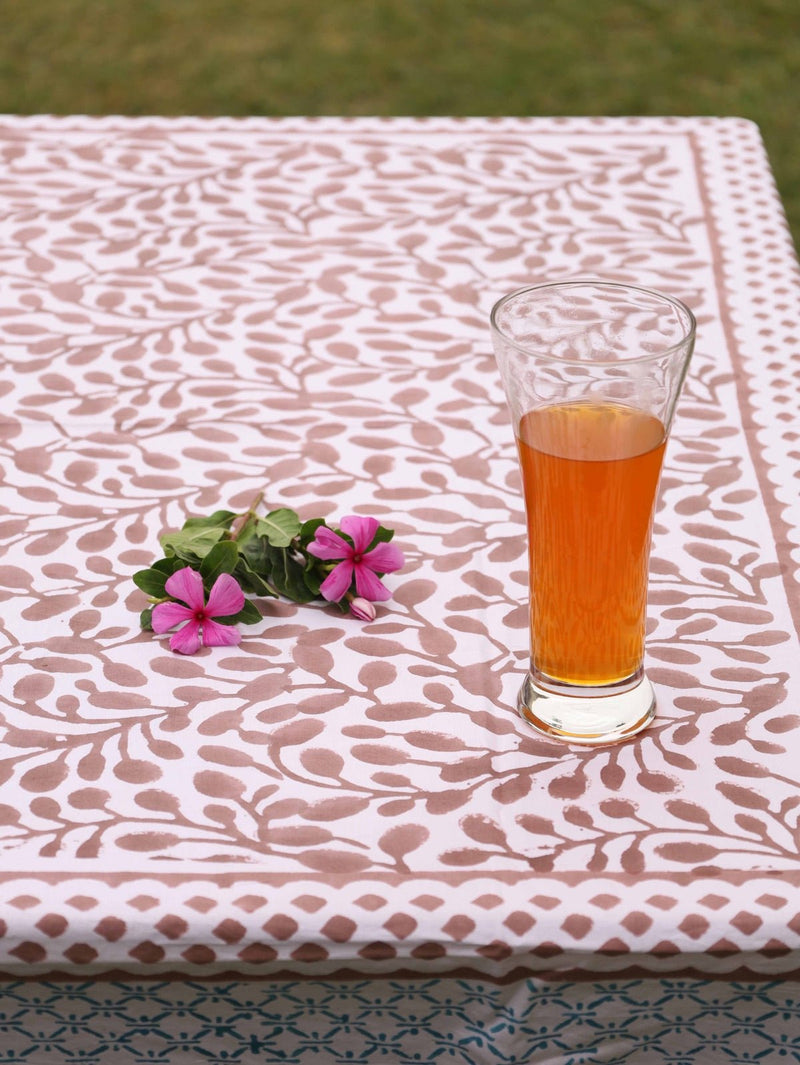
490,281,696,745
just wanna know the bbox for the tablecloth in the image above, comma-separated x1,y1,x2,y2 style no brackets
0,114,798,1059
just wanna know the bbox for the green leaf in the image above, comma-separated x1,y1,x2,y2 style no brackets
299,517,325,542
255,508,302,548
369,525,395,547
152,556,179,574
133,567,169,597
140,607,153,631
230,513,259,551
216,599,263,626
182,510,237,531
237,599,264,624
160,525,228,558
302,558,323,598
200,540,240,583
233,556,277,597
240,534,270,574
265,543,318,603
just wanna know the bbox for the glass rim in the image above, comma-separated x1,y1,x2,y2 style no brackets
489,279,697,367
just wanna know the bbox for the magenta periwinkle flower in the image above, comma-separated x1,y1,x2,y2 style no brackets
151,567,245,655
308,516,404,605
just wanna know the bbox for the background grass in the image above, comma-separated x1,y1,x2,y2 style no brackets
2,0,798,246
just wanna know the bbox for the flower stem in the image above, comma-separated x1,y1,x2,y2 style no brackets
230,490,265,542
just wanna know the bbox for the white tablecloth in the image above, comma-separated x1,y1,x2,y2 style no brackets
0,116,798,1059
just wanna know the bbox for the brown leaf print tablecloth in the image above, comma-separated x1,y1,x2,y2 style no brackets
0,116,798,981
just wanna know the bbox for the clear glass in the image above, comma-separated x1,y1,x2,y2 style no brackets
491,281,696,745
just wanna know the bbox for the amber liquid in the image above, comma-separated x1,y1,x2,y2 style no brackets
517,401,666,687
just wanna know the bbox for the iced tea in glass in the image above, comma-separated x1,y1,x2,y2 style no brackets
491,281,695,744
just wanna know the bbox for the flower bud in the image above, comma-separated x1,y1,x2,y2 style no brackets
349,597,376,622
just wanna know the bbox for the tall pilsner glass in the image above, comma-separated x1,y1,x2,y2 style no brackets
491,281,696,745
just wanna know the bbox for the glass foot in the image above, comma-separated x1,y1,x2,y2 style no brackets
517,672,656,746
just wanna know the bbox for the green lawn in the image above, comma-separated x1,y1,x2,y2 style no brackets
3,0,799,245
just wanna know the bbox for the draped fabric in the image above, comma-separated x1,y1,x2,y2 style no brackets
0,977,797,1063
0,118,798,1056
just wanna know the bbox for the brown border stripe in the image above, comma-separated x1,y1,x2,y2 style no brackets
689,127,800,638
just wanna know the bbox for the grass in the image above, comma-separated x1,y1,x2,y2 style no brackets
2,0,799,245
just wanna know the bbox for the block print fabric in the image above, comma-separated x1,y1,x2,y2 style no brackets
0,117,798,982
0,976,798,1064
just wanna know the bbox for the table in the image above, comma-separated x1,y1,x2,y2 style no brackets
0,116,798,1062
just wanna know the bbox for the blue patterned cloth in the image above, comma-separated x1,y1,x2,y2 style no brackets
0,978,797,1063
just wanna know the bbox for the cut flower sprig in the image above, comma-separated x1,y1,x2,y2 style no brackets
133,493,404,654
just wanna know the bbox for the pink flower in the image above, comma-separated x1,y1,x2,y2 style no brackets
349,596,376,622
151,567,245,655
308,516,404,604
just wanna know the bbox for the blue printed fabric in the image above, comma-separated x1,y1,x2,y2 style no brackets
0,977,797,1063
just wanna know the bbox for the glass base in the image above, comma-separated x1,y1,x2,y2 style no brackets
517,671,656,746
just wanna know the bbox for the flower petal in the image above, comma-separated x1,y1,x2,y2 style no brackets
363,541,405,575
164,566,205,609
339,515,379,555
201,618,242,647
169,620,202,655
205,573,245,618
151,601,194,634
319,560,354,602
307,526,352,561
353,563,392,602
